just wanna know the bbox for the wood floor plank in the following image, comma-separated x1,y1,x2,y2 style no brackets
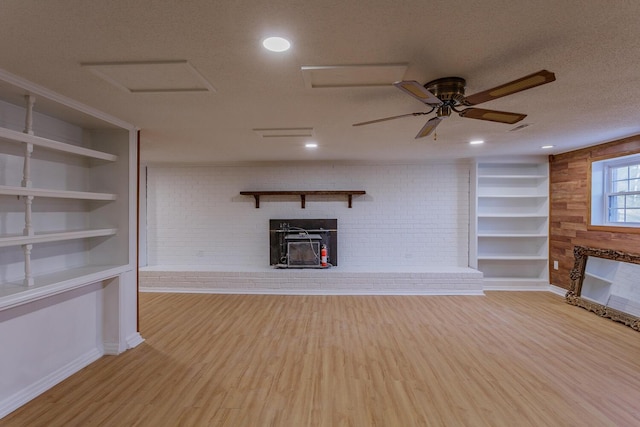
3,292,640,426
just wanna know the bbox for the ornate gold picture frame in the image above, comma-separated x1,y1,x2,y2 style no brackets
566,245,640,331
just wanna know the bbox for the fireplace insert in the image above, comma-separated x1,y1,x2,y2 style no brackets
269,219,337,268
285,233,322,267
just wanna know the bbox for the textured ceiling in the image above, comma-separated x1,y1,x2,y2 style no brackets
1,0,640,163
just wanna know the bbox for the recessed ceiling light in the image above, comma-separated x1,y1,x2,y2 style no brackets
262,37,291,52
541,145,555,149
305,142,318,149
469,140,484,145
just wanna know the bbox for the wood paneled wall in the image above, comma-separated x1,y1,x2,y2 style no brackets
549,134,640,289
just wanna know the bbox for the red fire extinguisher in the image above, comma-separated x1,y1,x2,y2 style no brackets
321,245,328,267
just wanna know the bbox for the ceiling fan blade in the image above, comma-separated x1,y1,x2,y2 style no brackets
352,112,429,127
458,108,526,124
415,117,443,139
394,80,442,105
462,70,556,106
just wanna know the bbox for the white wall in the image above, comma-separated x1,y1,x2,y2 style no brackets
145,161,471,271
0,284,104,413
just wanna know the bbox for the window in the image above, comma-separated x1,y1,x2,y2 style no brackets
591,154,640,228
607,162,640,223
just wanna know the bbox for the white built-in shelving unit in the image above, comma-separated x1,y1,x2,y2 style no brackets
0,69,140,418
472,161,549,289
0,70,136,307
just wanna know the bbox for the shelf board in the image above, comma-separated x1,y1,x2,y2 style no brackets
478,194,547,198
0,185,117,200
478,175,547,179
240,190,366,208
0,228,117,248
0,264,131,310
478,233,547,238
477,255,547,261
478,214,547,218
0,126,117,161
584,271,614,284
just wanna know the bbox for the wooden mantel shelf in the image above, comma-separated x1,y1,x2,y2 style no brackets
240,190,366,208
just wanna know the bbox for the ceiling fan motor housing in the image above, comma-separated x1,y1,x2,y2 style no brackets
436,105,452,117
425,77,466,105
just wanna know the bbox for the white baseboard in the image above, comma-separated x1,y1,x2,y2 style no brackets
141,284,568,297
548,284,568,297
103,333,144,355
102,342,122,355
483,284,551,291
0,348,102,419
126,332,145,349
140,286,485,296
103,332,144,356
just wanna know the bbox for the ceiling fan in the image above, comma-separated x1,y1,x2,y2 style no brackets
353,69,556,139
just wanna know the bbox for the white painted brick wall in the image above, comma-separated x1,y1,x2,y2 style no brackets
145,161,471,271
139,268,484,295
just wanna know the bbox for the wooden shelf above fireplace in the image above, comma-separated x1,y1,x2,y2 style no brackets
240,190,366,208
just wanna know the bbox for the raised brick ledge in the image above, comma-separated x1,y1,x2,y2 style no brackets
139,267,484,295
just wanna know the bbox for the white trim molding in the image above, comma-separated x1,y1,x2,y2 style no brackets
0,348,102,419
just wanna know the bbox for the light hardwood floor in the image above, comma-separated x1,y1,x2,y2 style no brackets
4,291,640,426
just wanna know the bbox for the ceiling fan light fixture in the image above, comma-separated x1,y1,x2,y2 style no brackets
262,37,291,52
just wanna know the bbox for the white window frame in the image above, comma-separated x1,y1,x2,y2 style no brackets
591,153,640,228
